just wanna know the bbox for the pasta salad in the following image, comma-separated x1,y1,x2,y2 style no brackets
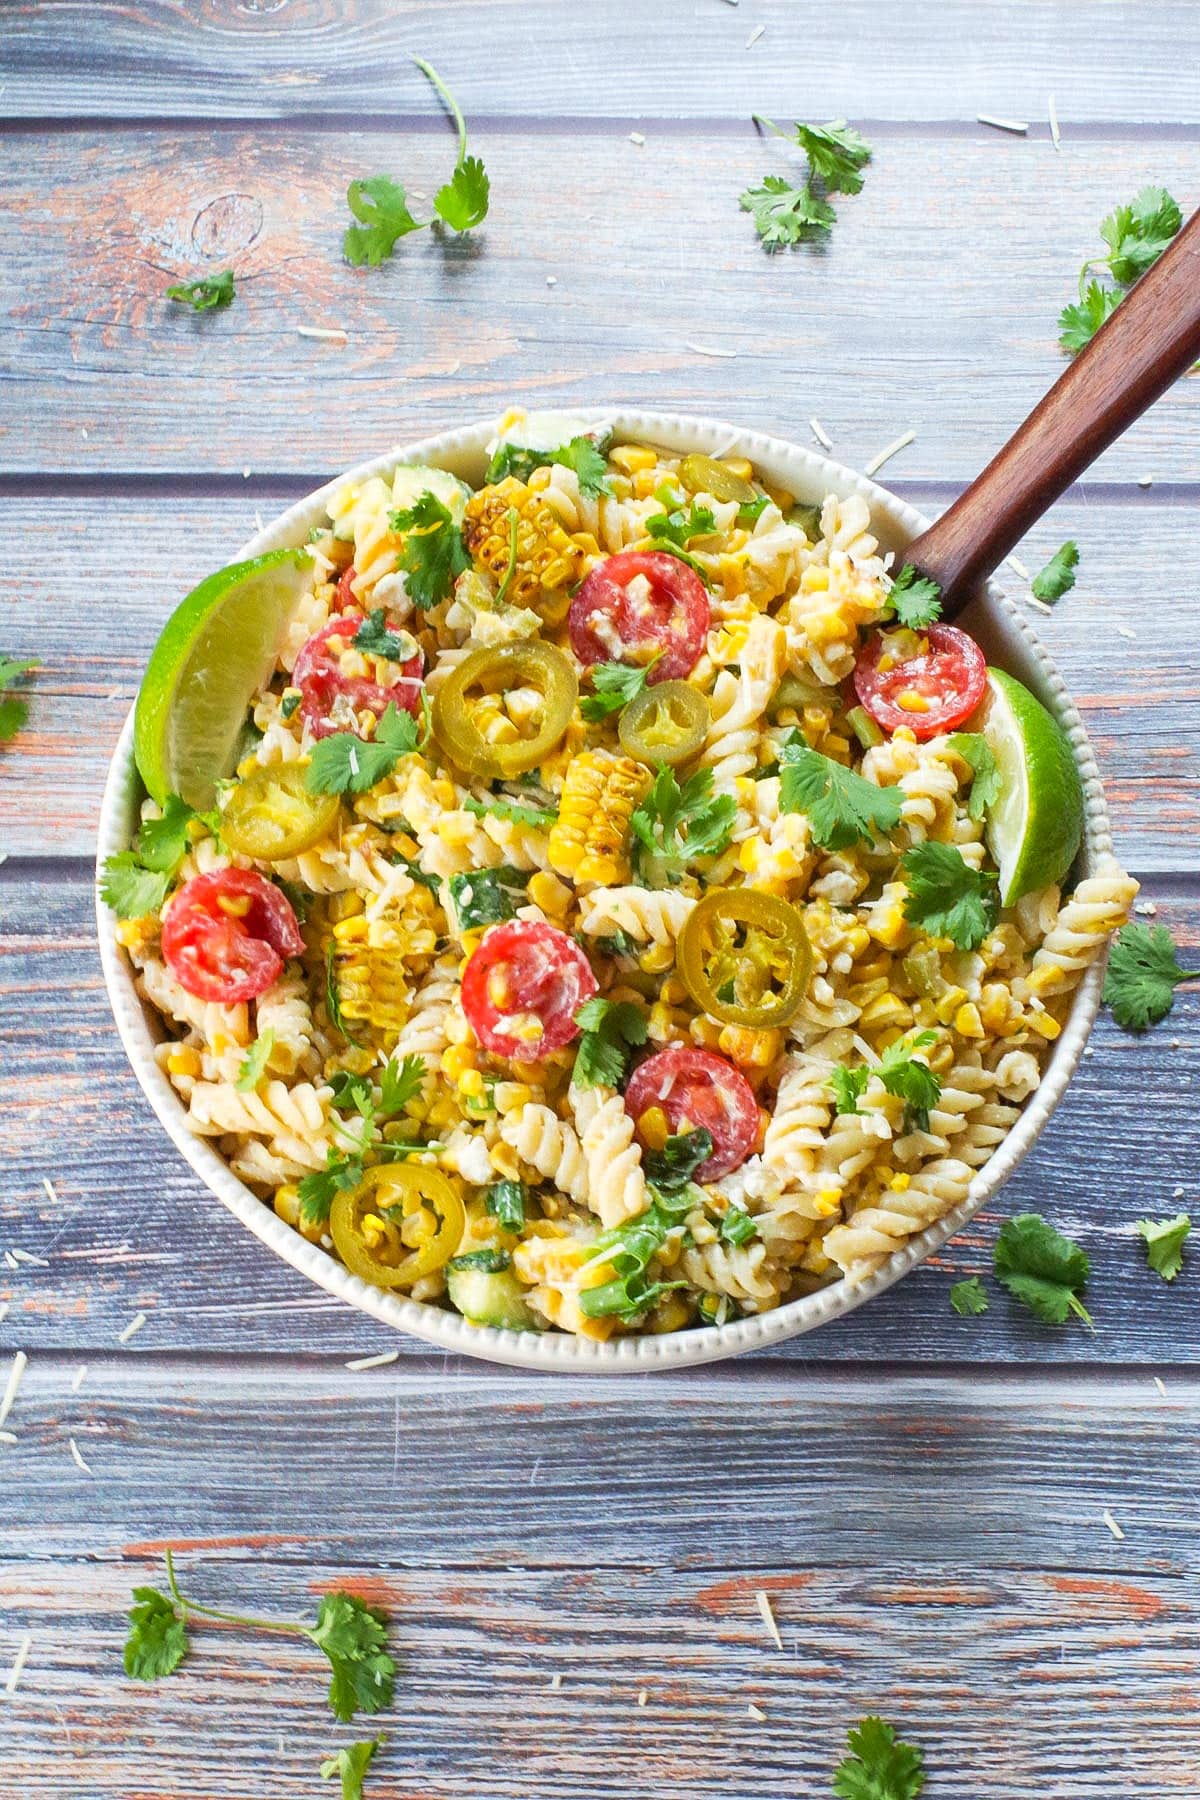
107,411,1137,1339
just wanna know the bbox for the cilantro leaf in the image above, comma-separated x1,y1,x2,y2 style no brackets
572,997,648,1090
485,1178,527,1232
878,1031,941,1133
1058,279,1122,353
124,1586,188,1681
779,742,903,851
739,174,836,251
235,1030,276,1093
166,269,235,312
643,1128,713,1194
306,1592,397,1722
994,1213,1092,1328
134,794,198,871
353,610,413,659
829,1065,871,1116
833,1714,925,1800
944,733,1001,822
306,702,420,797
1103,923,1200,1031
328,1070,375,1117
1136,1212,1191,1282
320,1736,384,1800
486,434,612,499
887,564,942,629
463,794,558,830
1100,186,1182,285
719,1206,759,1247
949,1276,990,1317
298,1150,365,1227
1030,541,1079,603
99,852,172,920
390,492,471,608
343,176,424,267
646,500,718,551
434,154,490,232
0,656,38,743
379,1054,426,1115
446,865,529,932
900,842,998,950
578,659,656,722
792,120,873,196
630,767,736,887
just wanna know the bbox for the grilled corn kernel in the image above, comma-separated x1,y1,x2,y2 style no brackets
1025,964,1061,995
954,1001,985,1038
689,1016,724,1050
934,984,969,1025
463,475,583,614
1029,1010,1062,1041
889,1171,911,1192
867,905,908,949
717,1024,783,1069
859,993,913,1032
636,1105,671,1151
610,444,658,474
980,985,1012,1033
459,1068,486,1099
639,940,676,975
527,871,573,920
441,1044,477,1082
547,751,649,885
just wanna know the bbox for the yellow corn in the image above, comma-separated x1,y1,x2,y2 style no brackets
1029,1010,1062,1041
717,1024,783,1070
636,1105,671,1151
463,476,583,618
867,904,908,950
609,444,658,474
547,751,650,885
954,1001,985,1039
815,1187,843,1216
934,984,969,1025
166,1045,201,1078
647,1000,689,1043
980,984,1012,1034
330,883,440,1038
889,1171,911,1192
440,1043,477,1082
688,1015,724,1051
859,993,913,1032
1025,964,1061,996
526,870,573,920
639,940,675,975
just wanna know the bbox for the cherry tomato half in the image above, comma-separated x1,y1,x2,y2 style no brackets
625,1046,759,1181
460,920,598,1060
330,1163,465,1290
568,551,709,682
220,763,340,862
294,609,423,740
161,868,304,1003
853,623,987,740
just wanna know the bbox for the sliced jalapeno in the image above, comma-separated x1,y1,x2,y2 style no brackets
431,641,578,779
676,887,813,1028
617,680,709,767
220,762,340,861
330,1163,465,1290
677,454,758,507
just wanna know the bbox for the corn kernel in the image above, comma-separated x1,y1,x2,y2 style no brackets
637,1105,671,1151
527,870,572,919
639,940,675,975
1025,964,1060,995
859,993,913,1031
717,1024,783,1069
688,1016,724,1050
217,893,252,918
889,1171,911,1191
610,444,658,474
1029,1010,1062,1041
934,985,969,1025
441,1044,477,1081
896,690,932,713
954,1002,985,1038
166,1045,201,1078
459,1068,486,1099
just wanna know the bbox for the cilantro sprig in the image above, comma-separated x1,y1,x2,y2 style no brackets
1059,188,1182,353
446,864,529,932
578,658,658,722
486,433,612,499
353,610,414,659
630,767,737,887
100,793,205,919
414,57,491,233
306,702,420,797
1103,923,1200,1032
572,997,648,1089
389,492,471,608
343,62,488,266
1030,541,1080,603
642,1128,713,1194
943,732,1001,822
0,655,39,743
1136,1213,1191,1283
166,269,235,312
645,500,719,583
900,842,998,951
886,565,942,629
830,1031,941,1134
235,1030,276,1093
124,1551,396,1723
779,741,902,851
299,1054,428,1223
833,1714,925,1800
741,116,872,252
320,1737,384,1799
949,1276,990,1317
994,1213,1092,1328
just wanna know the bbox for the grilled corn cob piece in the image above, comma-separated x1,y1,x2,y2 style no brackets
463,476,583,620
547,752,650,886
329,883,440,1036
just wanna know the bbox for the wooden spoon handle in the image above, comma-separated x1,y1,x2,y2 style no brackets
902,204,1200,616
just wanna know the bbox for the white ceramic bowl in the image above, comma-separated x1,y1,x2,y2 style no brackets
96,409,1116,1371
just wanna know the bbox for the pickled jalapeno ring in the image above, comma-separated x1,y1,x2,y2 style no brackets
330,1163,466,1290
617,680,709,767
431,641,578,779
676,887,813,1028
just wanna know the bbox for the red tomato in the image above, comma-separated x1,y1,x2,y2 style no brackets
334,564,360,609
294,610,423,739
460,921,598,1061
853,623,987,740
568,551,710,682
624,1046,759,1180
161,869,305,1004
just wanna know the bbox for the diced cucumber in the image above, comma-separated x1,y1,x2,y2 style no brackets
446,1265,543,1332
493,410,604,454
390,463,470,521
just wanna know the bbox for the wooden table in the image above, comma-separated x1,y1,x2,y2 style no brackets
2,4,1198,1793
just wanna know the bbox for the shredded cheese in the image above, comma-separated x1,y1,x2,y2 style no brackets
71,1365,88,1394
977,114,1029,134
0,1304,7,1325
1101,1509,1125,1541
1048,94,1061,150
1117,626,1137,641
745,24,765,46
297,325,348,343
5,1632,32,1696
809,416,833,450
629,132,646,147
1006,553,1031,580
0,1352,27,1431
345,1350,401,1371
10,1250,48,1268
1026,595,1054,616
549,1673,563,1690
756,1589,784,1650
637,1689,648,1707
747,1701,767,1721
864,430,916,477
41,1179,59,1205
684,341,738,359
118,1312,147,1344
1137,474,1154,488
1153,1376,1167,1397
68,1437,94,1475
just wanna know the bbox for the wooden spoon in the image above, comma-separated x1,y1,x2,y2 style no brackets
902,204,1200,618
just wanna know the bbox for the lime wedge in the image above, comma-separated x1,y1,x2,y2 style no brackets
977,667,1084,905
134,549,312,809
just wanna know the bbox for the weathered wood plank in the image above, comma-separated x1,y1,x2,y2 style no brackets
0,493,1196,865
0,129,1196,480
5,0,1200,125
1,879,1195,1363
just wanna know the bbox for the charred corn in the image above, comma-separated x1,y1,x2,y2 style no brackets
463,476,583,620
547,752,649,885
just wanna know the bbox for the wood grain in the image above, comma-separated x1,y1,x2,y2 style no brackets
2,1364,1197,1796
1,493,1197,862
5,0,1200,125
2,876,1195,1363
0,129,1197,481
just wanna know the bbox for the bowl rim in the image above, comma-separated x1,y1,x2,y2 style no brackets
95,406,1114,1372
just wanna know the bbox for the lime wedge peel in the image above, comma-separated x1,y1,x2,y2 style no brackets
978,666,1085,906
134,549,313,810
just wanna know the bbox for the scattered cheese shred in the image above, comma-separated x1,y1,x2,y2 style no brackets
1026,595,1054,616
747,1701,767,1721
756,1589,784,1650
1137,474,1154,488
68,1437,94,1476
10,1250,48,1269
5,1632,32,1696
809,416,833,450
549,1673,563,1690
0,1352,27,1431
297,325,348,343
629,132,646,147
1048,94,1061,150
1154,1376,1167,1397
864,430,916,476
637,1689,648,1707
745,24,765,47
0,1304,8,1325
0,1430,17,1446
118,1312,147,1344
345,1350,400,1371
977,114,1028,134
41,1179,59,1205
1117,626,1137,641
1006,553,1031,580
2,1252,17,1271
684,341,738,359
1102,1509,1125,1541
71,1365,88,1394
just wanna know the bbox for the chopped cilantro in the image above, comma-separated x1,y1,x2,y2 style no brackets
645,500,718,583
887,564,942,629
298,1150,365,1227
379,1053,426,1115
281,689,303,721
124,1585,189,1681
630,766,736,887
949,1276,990,1317
320,1736,384,1800
353,610,412,659
486,434,612,499
643,1128,713,1194
235,1030,276,1093
1059,188,1182,353
832,1714,925,1800
389,492,471,608
779,741,903,851
1103,923,1200,1031
1030,541,1079,603
1136,1213,1191,1282
790,120,873,195
572,997,649,1089
1058,280,1123,353
343,176,424,267
899,842,998,951
306,703,419,797
101,793,202,918
446,865,529,932
166,269,235,312
578,658,657,722
463,794,558,830
741,116,872,252
993,1213,1092,1328
830,1032,940,1134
